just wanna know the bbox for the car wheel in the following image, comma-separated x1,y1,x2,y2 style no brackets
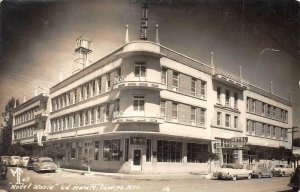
282,172,285,176
269,173,273,178
232,175,237,181
248,174,252,180
257,173,262,179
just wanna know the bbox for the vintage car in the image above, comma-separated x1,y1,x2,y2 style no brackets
0,162,7,180
19,156,30,167
246,163,273,178
0,156,9,165
272,164,294,176
33,157,57,173
27,157,39,170
214,163,252,181
8,156,21,167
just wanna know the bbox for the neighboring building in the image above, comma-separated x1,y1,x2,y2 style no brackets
10,11,293,173
12,93,49,151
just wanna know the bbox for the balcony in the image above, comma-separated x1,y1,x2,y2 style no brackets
34,109,49,117
112,111,164,124
113,76,166,91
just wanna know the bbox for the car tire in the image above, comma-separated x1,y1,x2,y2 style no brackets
282,172,285,176
232,175,237,181
257,173,262,179
269,173,273,178
248,174,252,180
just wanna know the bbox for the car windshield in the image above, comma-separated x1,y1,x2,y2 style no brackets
14,157,20,159
221,165,234,169
275,165,285,168
41,159,53,162
23,157,29,160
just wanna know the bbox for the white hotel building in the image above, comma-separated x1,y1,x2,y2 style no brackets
11,27,292,174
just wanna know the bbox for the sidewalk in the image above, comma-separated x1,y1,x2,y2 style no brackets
59,168,213,180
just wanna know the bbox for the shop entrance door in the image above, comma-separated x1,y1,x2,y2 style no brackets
132,149,142,171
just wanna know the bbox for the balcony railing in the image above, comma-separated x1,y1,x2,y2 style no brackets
112,111,164,124
112,76,166,90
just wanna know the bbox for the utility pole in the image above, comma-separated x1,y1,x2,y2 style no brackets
288,126,299,168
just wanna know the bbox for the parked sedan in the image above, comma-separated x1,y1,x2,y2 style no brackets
272,164,294,176
0,162,7,180
33,157,57,173
27,157,39,170
8,156,21,167
19,157,30,167
246,163,273,178
214,163,252,181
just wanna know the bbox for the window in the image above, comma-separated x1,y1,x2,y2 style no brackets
72,113,76,128
200,81,206,99
65,116,69,129
191,107,196,125
247,98,250,111
252,122,256,135
94,141,99,160
267,105,271,116
105,103,110,121
80,86,84,101
160,100,166,118
79,111,83,126
191,78,196,96
86,83,90,99
103,139,120,161
282,129,287,140
273,107,276,117
234,93,238,109
200,109,205,126
217,112,221,126
225,114,230,127
135,63,146,78
97,106,101,123
187,143,208,163
172,72,179,91
98,77,102,94
90,109,95,125
133,96,145,111
146,139,152,162
262,124,266,137
272,126,276,138
161,67,167,84
285,111,288,122
106,73,111,91
234,116,238,128
61,118,65,130
74,89,78,103
262,103,266,116
252,99,256,112
92,80,96,96
85,110,89,126
157,140,182,162
172,103,178,120
266,124,271,137
225,90,230,106
217,87,221,104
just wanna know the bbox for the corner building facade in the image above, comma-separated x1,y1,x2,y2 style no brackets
12,40,293,173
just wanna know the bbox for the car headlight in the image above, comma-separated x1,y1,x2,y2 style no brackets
228,172,230,175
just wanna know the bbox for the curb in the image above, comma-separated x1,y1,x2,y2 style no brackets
59,168,212,180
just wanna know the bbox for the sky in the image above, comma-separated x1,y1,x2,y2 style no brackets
0,0,299,134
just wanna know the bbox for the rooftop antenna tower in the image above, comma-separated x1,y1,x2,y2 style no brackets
140,1,149,40
73,36,92,74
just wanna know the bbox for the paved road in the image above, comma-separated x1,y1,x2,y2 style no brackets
0,167,294,192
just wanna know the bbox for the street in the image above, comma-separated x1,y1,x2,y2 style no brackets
0,167,294,192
